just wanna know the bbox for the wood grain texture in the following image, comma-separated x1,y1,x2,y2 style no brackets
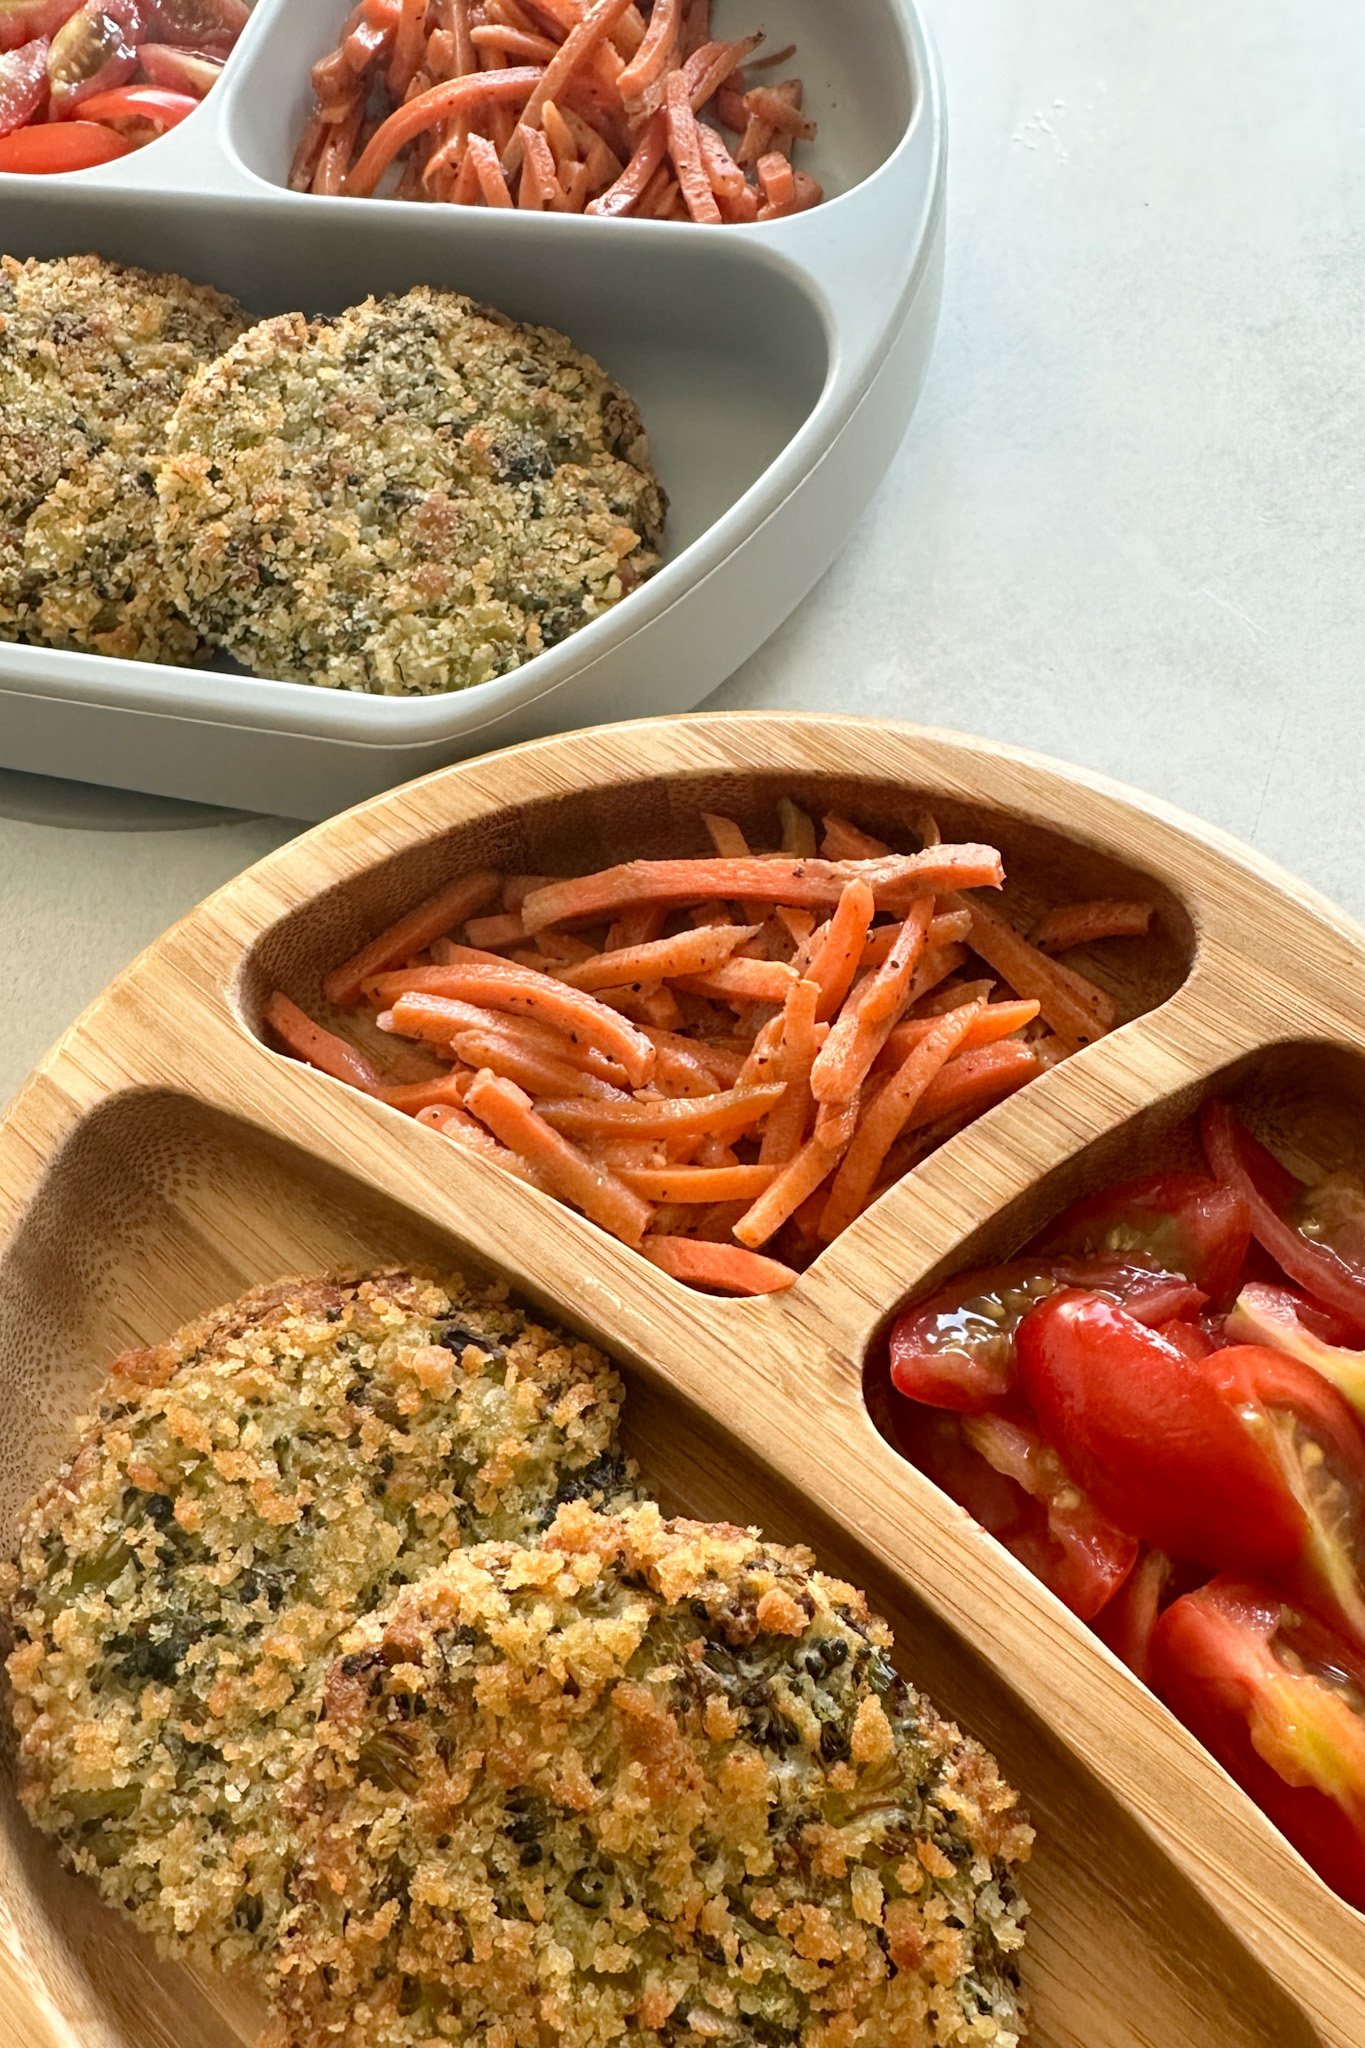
0,712,1362,2048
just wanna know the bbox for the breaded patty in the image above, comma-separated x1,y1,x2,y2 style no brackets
156,287,667,695
0,253,249,662
5,1269,636,1974
269,1504,1031,2048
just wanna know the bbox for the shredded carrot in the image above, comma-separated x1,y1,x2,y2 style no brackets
558,921,755,990
664,68,721,221
642,1236,797,1294
810,900,934,1107
464,910,525,950
264,993,386,1094
879,998,1040,1068
675,957,797,1006
377,972,656,1087
807,879,874,1020
953,894,1114,1050
902,1041,1042,1132
464,1070,653,1245
616,0,681,98
323,870,500,1005
821,814,891,861
733,1131,846,1249
617,1163,776,1202
345,67,543,194
419,1102,551,1189
1032,898,1155,952
585,106,667,214
535,1082,783,1140
758,977,821,1164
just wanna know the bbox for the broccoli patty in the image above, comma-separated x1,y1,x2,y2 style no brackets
5,1269,636,1974
155,286,667,694
268,1504,1031,2048
0,253,249,662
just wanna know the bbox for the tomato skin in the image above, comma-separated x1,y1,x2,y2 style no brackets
1226,1281,1365,1421
0,30,46,130
888,1255,1205,1415
47,0,142,115
1045,1169,1252,1305
1151,1578,1365,1908
1202,1101,1365,1337
1092,1546,1176,1684
1016,1291,1365,1642
0,114,129,164
76,81,196,125
897,1402,1137,1620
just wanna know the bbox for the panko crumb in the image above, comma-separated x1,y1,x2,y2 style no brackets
5,1268,637,1974
0,253,249,662
267,1503,1031,2048
155,286,667,695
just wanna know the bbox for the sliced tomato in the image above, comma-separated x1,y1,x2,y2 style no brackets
898,1402,1136,1620
1092,1545,1176,1683
0,1,74,54
76,81,195,125
1202,1101,1365,1337
1156,1317,1216,1361
145,0,245,47
1226,1282,1365,1422
47,0,141,114
0,29,46,128
1151,1577,1365,1908
1044,1168,1252,1305
0,113,129,163
1016,1291,1365,1644
136,38,221,93
888,1255,1205,1415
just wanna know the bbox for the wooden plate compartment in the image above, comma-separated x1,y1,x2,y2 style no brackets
1,714,1362,2048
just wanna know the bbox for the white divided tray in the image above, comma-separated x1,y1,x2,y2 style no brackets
0,0,945,818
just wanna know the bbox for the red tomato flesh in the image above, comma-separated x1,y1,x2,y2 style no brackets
0,29,46,129
136,38,220,92
1092,1546,1176,1684
897,1402,1137,1620
1044,1168,1252,1304
888,1255,1205,1415
1226,1281,1365,1422
0,113,129,163
47,0,140,115
1016,1291,1365,1645
0,0,74,55
76,80,195,125
1202,1101,1365,1337
1151,1577,1365,1908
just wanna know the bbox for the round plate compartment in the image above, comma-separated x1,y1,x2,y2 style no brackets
0,0,944,817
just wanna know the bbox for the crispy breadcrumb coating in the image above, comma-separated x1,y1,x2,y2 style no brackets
269,1503,1030,2048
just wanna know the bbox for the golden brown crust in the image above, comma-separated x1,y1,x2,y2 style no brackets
270,1504,1030,2048
5,1267,636,1974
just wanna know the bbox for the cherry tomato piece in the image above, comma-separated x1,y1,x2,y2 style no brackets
47,0,141,115
897,1403,1137,1620
1151,1577,1365,1908
145,0,244,46
1155,1317,1216,1361
1044,1168,1252,1305
0,113,130,164
1225,1281,1365,1422
1202,1101,1365,1337
1016,1291,1365,1644
0,29,47,129
76,81,196,125
1092,1545,1176,1684
136,38,220,93
0,0,74,54
889,1254,1205,1415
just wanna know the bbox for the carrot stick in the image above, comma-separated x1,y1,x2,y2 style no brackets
901,1041,1042,1133
504,873,554,912
378,973,656,1087
675,957,797,1005
605,903,668,950
664,69,721,221
681,34,760,110
642,1025,743,1088
615,0,680,98
878,998,1039,1068
448,1024,628,1101
696,119,745,199
535,1082,783,1140
502,0,634,174
746,84,815,138
464,911,525,950
557,922,756,991
377,1072,473,1112
521,846,1004,931
904,944,971,1009
818,1003,984,1240
387,0,428,95
518,121,563,204
758,977,820,1164
264,993,387,1094
418,1102,552,1190
809,900,934,1106
617,1163,777,1202
756,150,795,209
323,870,500,1005
642,1236,797,1295
346,66,541,194
586,107,667,214
861,908,970,967
807,878,874,1020
1032,899,1154,952
820,814,891,860
464,1071,653,1245
912,977,996,1017
733,1131,846,1248
953,894,1111,1049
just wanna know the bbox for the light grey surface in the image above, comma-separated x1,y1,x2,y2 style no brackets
3,0,1361,1102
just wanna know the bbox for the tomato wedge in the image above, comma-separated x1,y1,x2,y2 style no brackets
1044,1168,1251,1305
1202,1101,1365,1337
1016,1291,1365,1644
137,39,221,94
1151,1577,1365,1908
76,82,196,126
897,1402,1137,1620
0,115,130,165
1226,1282,1365,1421
0,29,46,129
47,0,139,115
0,1,74,55
1092,1546,1177,1684
888,1255,1205,1414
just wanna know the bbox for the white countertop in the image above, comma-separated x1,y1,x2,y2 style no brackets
4,0,1362,1105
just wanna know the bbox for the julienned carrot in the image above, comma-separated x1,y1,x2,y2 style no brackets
448,1023,628,1102
464,1070,653,1246
616,0,680,98
345,67,542,193
675,957,797,1006
502,0,635,173
372,965,657,1086
419,1102,549,1189
860,909,971,968
913,976,996,1017
733,1130,847,1248
878,998,1040,1069
617,1163,776,1202
821,813,891,861
606,903,668,950
902,1041,1042,1133
558,921,756,991
521,846,1004,931
465,910,526,950
952,894,1112,1050
819,1003,984,1241
642,1236,797,1294
810,900,933,1107
323,869,500,1005
664,68,721,221
264,993,386,1094
643,1025,744,1088
376,1071,472,1113
585,106,666,214
1032,898,1155,952
807,878,874,1020
758,977,821,1164
535,1081,783,1139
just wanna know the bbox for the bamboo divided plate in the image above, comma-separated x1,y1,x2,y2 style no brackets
1,711,1362,2048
